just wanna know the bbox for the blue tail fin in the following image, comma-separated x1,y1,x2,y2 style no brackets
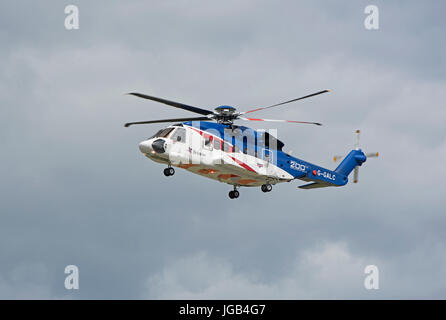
335,149,367,176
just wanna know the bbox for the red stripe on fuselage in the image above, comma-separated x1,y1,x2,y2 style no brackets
229,156,256,173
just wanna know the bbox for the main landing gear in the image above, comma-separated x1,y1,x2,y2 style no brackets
228,186,240,199
261,184,272,193
163,167,175,176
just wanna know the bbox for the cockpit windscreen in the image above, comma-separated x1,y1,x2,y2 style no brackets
149,127,175,139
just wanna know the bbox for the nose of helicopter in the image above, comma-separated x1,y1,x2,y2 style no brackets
138,140,152,154
139,138,167,154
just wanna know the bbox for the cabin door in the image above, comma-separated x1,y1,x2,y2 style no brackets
263,148,273,166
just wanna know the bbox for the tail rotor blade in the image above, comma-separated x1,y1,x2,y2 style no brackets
365,152,379,158
353,167,359,183
333,155,345,162
355,129,361,150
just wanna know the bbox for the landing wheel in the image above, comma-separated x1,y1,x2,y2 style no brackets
164,167,175,176
261,184,272,193
228,190,240,199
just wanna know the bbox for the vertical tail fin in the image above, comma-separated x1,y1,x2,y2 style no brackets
334,149,366,176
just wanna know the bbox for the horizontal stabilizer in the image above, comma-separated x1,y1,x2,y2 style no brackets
298,182,332,189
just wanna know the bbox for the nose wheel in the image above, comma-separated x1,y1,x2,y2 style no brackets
163,167,175,176
261,184,272,193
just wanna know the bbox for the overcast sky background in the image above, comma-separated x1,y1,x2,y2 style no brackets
1,0,445,299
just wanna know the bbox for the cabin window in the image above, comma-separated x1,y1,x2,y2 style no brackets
263,149,273,163
243,147,255,156
171,128,186,143
243,137,248,154
213,139,221,150
203,134,213,150
223,142,233,153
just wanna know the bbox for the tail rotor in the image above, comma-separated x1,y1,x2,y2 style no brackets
333,130,379,183
353,166,359,183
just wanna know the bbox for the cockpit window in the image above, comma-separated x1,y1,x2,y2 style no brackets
149,129,163,139
150,127,174,139
170,128,186,143
159,128,175,138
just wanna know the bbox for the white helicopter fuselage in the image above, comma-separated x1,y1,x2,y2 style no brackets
138,124,294,187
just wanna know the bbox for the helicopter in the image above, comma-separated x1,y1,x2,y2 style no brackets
124,90,378,199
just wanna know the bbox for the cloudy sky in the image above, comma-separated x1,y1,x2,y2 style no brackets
1,0,445,299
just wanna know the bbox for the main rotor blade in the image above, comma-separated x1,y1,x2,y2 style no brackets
124,117,211,127
128,92,214,116
239,117,322,126
242,89,331,115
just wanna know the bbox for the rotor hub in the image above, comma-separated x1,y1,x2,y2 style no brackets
212,106,239,124
214,105,237,116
